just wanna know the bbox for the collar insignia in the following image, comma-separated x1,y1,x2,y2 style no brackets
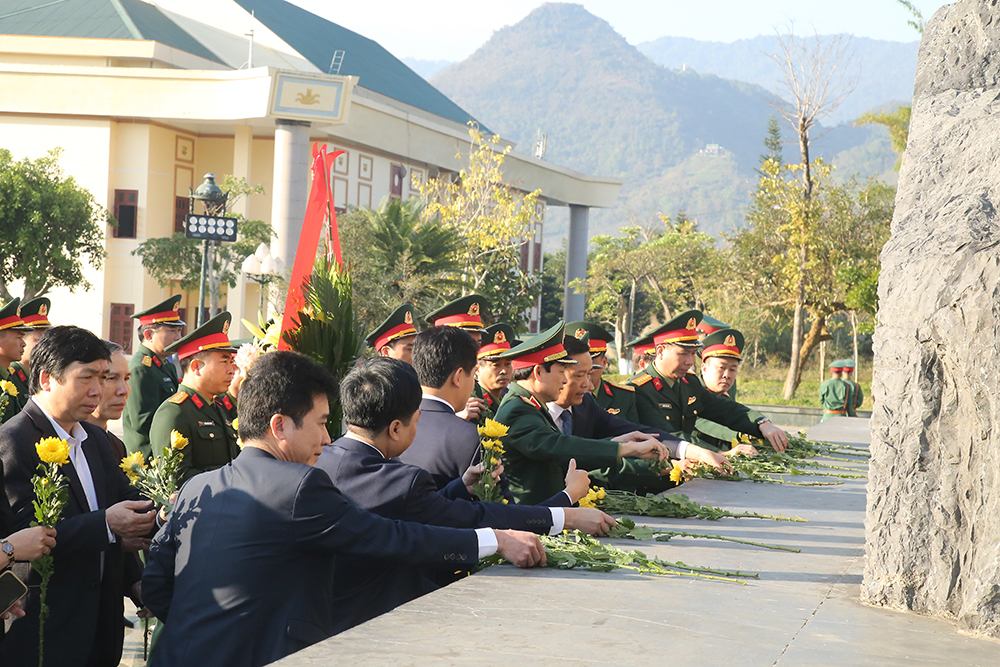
652,377,662,391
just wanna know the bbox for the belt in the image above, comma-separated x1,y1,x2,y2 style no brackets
824,409,846,414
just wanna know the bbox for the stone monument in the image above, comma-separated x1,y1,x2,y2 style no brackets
864,0,1000,638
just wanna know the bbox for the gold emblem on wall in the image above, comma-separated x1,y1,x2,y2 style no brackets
295,89,321,105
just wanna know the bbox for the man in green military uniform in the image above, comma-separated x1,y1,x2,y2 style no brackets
692,328,767,453
626,332,655,375
842,359,863,416
630,310,789,452
366,304,418,365
0,298,32,422
123,296,185,460
7,297,52,415
426,295,489,421
819,360,850,420
566,320,640,423
473,323,519,425
149,312,240,484
493,322,669,504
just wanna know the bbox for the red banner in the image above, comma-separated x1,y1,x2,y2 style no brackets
277,143,344,350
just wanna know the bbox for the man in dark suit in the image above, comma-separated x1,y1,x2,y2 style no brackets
0,326,157,667
142,350,544,667
316,356,614,634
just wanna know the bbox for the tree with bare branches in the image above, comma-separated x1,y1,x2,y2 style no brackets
767,30,857,399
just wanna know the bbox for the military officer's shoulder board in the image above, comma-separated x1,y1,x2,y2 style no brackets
141,355,152,367
631,373,653,386
168,391,189,405
607,379,635,392
519,395,543,410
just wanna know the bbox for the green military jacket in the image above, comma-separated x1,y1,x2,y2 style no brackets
216,391,238,423
123,344,179,460
2,363,29,421
494,382,621,505
473,382,502,427
594,378,640,423
819,378,850,419
848,380,863,416
148,383,239,485
629,364,764,441
692,381,767,451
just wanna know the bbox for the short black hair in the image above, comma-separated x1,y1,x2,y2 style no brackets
512,360,559,382
411,326,478,389
29,326,112,394
342,357,421,433
237,350,337,440
138,322,171,341
562,335,590,357
179,350,212,375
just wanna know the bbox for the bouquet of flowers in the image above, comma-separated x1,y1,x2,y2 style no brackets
31,437,70,667
120,430,188,513
474,418,509,503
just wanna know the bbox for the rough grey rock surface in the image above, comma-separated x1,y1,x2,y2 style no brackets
864,0,1000,638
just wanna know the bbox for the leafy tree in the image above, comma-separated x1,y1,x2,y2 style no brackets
855,105,911,171
578,214,723,356
132,176,272,316
0,148,106,301
760,115,784,169
729,160,893,391
418,125,543,328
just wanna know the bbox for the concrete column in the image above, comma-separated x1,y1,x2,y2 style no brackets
563,204,589,322
229,271,249,339
232,124,254,218
270,119,311,272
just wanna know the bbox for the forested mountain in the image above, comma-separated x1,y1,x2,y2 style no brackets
430,3,900,248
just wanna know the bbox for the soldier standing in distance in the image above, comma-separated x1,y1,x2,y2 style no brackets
841,359,863,416
473,323,520,426
122,296,185,460
819,360,850,420
148,312,240,485
0,298,31,422
365,304,419,365
425,295,490,421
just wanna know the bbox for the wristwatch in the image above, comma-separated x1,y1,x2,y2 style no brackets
0,538,13,566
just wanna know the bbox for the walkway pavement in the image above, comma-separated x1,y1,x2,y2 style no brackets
272,417,1000,667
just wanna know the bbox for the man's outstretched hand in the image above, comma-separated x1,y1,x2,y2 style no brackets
494,530,546,568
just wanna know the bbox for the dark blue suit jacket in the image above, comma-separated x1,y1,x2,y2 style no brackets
399,397,480,490
0,398,144,667
316,436,558,633
142,447,479,667
573,393,682,495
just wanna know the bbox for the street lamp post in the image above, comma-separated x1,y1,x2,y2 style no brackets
241,243,284,324
187,173,236,327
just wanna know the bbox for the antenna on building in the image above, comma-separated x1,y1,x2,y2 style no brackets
329,50,346,75
533,129,547,159
244,29,255,69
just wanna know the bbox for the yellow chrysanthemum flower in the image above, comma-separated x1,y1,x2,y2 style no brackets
119,452,146,480
478,418,509,439
669,463,684,484
596,487,606,500
35,437,70,466
232,418,239,432
170,430,189,451
0,380,17,397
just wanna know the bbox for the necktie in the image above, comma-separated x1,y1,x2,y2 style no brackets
559,410,573,436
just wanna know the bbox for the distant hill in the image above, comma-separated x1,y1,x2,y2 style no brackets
402,57,454,80
431,3,899,250
637,35,919,126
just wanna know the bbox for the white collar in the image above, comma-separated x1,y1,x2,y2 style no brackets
546,401,571,424
34,398,88,446
421,392,456,413
342,432,386,459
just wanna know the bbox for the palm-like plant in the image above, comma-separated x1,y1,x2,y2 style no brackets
281,256,365,438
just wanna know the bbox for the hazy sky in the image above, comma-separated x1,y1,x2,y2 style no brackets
289,0,946,62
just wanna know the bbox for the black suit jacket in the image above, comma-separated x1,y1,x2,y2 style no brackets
142,447,479,667
0,398,143,667
316,436,556,634
399,397,480,490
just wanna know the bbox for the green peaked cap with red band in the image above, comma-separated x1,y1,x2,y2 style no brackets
133,295,186,328
19,297,51,330
696,314,730,335
649,309,703,348
565,321,614,356
497,321,579,370
479,323,521,360
0,298,31,331
424,294,488,332
366,304,417,350
701,328,744,360
164,312,237,361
